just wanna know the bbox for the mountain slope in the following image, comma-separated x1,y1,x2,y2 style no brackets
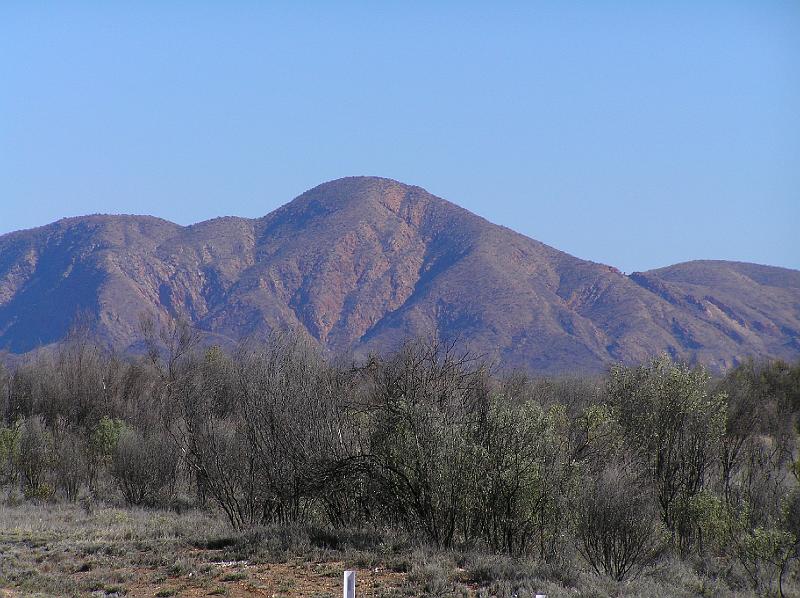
0,177,797,373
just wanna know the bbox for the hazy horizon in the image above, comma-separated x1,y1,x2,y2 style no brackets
2,2,798,272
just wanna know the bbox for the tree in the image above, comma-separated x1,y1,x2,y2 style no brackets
608,355,727,555
476,398,574,557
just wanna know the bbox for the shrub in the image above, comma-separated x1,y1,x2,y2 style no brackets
0,423,20,486
87,416,126,490
14,416,53,497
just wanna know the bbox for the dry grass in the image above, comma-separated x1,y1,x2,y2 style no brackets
0,503,778,597
0,503,412,598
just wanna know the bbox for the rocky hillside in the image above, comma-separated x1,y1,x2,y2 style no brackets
1,177,797,373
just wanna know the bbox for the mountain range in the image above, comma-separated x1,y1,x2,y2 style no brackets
1,176,798,373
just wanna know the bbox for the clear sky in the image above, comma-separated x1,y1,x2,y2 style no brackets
1,2,798,273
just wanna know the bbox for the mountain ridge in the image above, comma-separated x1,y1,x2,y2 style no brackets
1,176,798,373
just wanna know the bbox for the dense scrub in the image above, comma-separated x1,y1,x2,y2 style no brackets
1,319,800,596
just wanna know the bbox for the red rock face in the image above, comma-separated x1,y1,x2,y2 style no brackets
0,176,798,373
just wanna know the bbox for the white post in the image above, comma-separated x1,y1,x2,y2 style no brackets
343,570,356,598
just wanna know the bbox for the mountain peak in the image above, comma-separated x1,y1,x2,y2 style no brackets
285,176,437,220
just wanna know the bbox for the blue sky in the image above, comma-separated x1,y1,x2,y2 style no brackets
1,2,798,272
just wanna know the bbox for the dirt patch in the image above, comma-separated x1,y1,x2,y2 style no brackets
123,559,408,597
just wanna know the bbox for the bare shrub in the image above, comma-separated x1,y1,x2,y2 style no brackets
236,335,353,523
574,462,664,581
111,428,178,506
365,340,492,548
185,414,266,529
52,425,86,501
174,334,360,529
